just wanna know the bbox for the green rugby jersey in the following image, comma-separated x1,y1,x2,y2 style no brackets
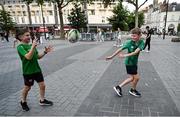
121,39,144,66
17,43,41,75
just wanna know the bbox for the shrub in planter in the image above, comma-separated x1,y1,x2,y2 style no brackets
171,37,180,42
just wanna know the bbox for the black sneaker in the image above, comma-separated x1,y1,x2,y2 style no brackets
39,99,53,106
129,88,141,97
20,101,30,111
113,86,122,97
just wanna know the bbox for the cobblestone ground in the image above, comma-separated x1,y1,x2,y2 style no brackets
0,35,180,116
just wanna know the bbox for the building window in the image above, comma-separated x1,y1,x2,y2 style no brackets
16,17,19,23
89,3,94,6
47,16,49,23
12,11,15,16
163,15,166,21
102,16,105,23
89,10,95,15
23,11,26,16
48,3,52,7
67,10,69,15
97,3,102,8
35,16,37,23
39,16,41,23
21,17,25,23
31,11,35,16
17,11,21,16
31,4,38,7
47,10,53,15
36,11,40,15
171,15,174,21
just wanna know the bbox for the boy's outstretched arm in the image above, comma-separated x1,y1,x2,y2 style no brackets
106,48,122,60
38,45,53,59
119,48,141,58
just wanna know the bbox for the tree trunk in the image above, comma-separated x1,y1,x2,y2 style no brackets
53,3,58,25
40,5,46,39
58,4,65,39
135,0,139,28
83,0,88,32
27,4,32,26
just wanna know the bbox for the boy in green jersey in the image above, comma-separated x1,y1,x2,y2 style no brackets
16,29,53,111
106,27,144,97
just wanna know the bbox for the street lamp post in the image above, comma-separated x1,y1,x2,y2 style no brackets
163,0,169,39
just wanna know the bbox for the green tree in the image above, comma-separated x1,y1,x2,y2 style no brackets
126,12,135,30
103,0,148,27
68,2,87,31
177,24,180,32
138,11,144,27
108,2,129,31
126,11,144,30
0,9,16,38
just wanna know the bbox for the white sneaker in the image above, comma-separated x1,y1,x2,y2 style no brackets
113,44,117,47
146,50,150,53
119,44,123,47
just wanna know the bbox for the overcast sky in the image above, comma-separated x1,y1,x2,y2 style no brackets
123,0,180,11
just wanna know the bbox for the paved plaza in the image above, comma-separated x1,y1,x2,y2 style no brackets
0,35,180,116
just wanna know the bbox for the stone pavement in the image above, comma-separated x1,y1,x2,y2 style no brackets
0,35,180,116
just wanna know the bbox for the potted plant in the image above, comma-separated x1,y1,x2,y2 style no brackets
171,23,180,42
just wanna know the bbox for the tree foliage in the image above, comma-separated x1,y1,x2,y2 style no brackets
177,23,180,32
108,2,145,31
108,1,129,31
126,11,144,29
103,0,148,27
68,2,87,31
0,9,16,32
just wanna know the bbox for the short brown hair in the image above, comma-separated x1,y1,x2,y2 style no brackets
131,27,141,35
15,28,29,41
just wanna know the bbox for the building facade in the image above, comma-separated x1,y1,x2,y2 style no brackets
141,1,180,35
0,0,119,32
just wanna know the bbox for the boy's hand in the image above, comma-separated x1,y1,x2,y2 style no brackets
32,39,38,48
44,45,53,54
106,56,113,60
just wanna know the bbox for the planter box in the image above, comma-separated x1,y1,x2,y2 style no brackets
171,37,180,42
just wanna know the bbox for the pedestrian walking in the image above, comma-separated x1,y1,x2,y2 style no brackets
113,28,122,47
13,37,18,48
143,26,152,52
0,32,5,42
15,28,53,111
4,31,9,42
106,27,144,97
96,28,104,42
